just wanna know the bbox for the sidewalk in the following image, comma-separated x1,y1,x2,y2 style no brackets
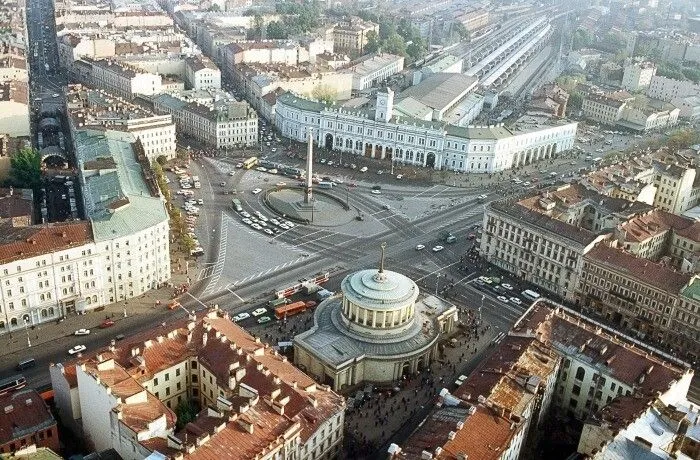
2,255,194,358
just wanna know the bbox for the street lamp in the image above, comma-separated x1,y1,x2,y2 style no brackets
435,274,442,296
479,295,484,325
24,319,31,347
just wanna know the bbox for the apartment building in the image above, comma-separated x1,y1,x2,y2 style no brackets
527,83,570,118
647,75,700,102
152,92,258,149
220,38,334,77
234,63,353,111
457,8,489,32
480,184,654,300
395,335,558,460
390,300,694,459
651,161,697,214
581,92,631,125
85,58,163,99
0,389,60,455
50,308,346,460
184,55,221,90
621,61,656,92
577,243,700,362
0,129,168,333
66,84,176,161
332,17,378,55
347,53,404,91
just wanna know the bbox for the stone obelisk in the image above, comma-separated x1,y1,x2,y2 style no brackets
305,129,313,204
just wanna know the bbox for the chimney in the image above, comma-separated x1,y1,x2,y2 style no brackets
202,332,208,347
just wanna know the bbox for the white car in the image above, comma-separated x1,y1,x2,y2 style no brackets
276,182,287,187
229,171,235,176
271,148,277,152
252,188,263,195
233,312,250,322
194,182,201,189
284,221,295,228
478,194,487,200
371,190,381,195
68,345,87,355
501,283,513,290
432,245,444,252
415,244,425,250
396,174,403,179
360,166,368,173
263,228,274,235
251,223,262,230
242,218,253,225
279,224,290,230
240,211,251,218
197,199,204,205
497,296,509,303
509,297,523,305
252,308,267,317
74,328,91,336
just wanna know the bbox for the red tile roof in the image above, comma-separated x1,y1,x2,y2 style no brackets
0,222,93,264
0,389,57,445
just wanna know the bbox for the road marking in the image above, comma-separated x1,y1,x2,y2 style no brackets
226,287,245,302
411,184,438,198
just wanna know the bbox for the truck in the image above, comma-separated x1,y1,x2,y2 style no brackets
443,232,457,244
268,297,288,308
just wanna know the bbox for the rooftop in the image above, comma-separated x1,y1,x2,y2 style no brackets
0,222,93,265
0,388,56,445
62,308,344,457
74,130,168,241
399,73,477,114
347,53,404,77
585,244,693,294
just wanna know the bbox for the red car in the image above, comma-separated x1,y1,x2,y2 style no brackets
99,319,115,328
467,233,476,240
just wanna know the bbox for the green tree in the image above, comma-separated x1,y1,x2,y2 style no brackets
10,148,41,189
568,92,583,111
406,38,426,63
206,3,220,12
666,129,700,152
365,30,379,54
251,14,264,39
312,84,337,103
572,29,592,50
175,399,198,430
453,21,469,41
383,33,406,56
266,21,287,39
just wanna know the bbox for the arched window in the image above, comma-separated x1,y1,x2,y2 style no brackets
10,317,18,326
22,314,30,323
576,366,586,381
48,307,55,316
0,321,5,329
41,309,48,318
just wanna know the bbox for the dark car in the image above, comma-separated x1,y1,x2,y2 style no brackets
372,185,381,190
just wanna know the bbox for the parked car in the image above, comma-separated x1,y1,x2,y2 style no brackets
99,320,115,328
252,308,267,316
501,283,513,290
74,328,90,336
233,312,250,322
415,244,425,250
432,245,444,252
257,316,272,324
252,188,262,194
496,296,509,303
509,297,523,305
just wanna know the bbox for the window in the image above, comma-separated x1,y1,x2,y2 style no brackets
572,385,581,396
575,366,586,381
153,377,159,386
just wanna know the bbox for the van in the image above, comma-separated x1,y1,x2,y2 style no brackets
521,289,541,301
16,358,36,371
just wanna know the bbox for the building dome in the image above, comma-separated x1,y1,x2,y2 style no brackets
340,268,419,336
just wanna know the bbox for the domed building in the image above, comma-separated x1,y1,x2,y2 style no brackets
294,249,458,391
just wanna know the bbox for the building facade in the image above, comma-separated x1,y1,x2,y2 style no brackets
85,58,163,99
621,61,656,92
647,75,700,102
184,55,221,91
274,90,577,173
50,308,346,460
347,53,404,91
332,17,378,55
152,93,258,149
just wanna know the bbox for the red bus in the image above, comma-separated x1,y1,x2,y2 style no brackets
275,301,310,319
0,375,26,396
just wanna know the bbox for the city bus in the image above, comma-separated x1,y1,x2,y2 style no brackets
0,374,27,396
231,198,243,212
243,157,259,169
274,301,309,319
318,181,334,189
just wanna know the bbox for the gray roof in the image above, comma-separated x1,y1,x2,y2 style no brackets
445,124,514,140
341,269,418,309
398,73,478,112
75,130,168,242
598,438,667,460
294,293,453,369
276,92,329,113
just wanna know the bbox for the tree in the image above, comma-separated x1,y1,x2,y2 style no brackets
250,14,264,39
364,30,379,54
453,21,470,41
383,33,406,56
312,85,337,104
206,3,220,12
666,129,700,152
10,148,41,189
572,29,592,51
175,399,198,430
406,39,426,63
266,21,287,39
